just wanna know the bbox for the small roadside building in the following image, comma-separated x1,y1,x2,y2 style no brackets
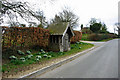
48,22,74,52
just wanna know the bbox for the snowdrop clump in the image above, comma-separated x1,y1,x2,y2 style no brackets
9,55,17,60
20,57,26,62
36,55,42,61
17,50,25,55
27,54,33,59
43,54,47,58
26,50,31,54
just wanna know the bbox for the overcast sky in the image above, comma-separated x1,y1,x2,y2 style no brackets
4,0,120,33
26,0,119,33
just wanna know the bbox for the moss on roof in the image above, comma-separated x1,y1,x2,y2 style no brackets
48,22,69,35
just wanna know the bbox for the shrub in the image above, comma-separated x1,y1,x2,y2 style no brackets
88,34,101,41
82,28,92,34
26,50,31,54
40,49,46,53
71,46,74,49
2,27,50,51
36,52,41,55
90,23,102,33
58,52,64,55
81,34,89,41
27,54,33,59
76,42,80,44
79,47,82,49
48,51,54,56
10,59,23,65
36,58,40,61
29,49,32,52
20,57,26,62
9,55,17,60
41,50,46,54
47,55,52,59
35,55,42,61
17,50,25,55
36,55,42,59
71,31,82,43
88,33,117,41
40,49,44,52
43,54,47,58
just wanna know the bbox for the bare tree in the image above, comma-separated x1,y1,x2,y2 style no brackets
35,10,47,28
115,23,120,37
1,0,38,23
59,8,79,28
28,22,37,27
51,14,62,23
89,18,98,25
7,20,21,27
51,8,79,28
1,0,56,27
1,0,57,26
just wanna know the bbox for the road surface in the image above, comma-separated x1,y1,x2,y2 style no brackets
36,39,119,78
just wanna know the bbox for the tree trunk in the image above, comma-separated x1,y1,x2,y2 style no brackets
118,28,120,37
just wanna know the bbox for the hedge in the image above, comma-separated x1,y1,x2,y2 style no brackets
70,31,82,43
2,26,50,50
88,33,117,41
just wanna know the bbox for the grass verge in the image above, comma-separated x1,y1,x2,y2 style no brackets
2,42,94,77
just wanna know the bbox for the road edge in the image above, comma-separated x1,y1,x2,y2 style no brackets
19,43,104,78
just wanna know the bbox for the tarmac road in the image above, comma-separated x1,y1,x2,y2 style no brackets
36,39,119,78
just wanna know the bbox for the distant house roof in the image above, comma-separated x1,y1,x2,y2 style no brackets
48,22,74,36
82,27,89,29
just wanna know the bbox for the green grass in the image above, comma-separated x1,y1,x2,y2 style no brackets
90,38,119,42
94,38,114,42
98,38,120,42
64,42,93,55
81,34,89,41
2,42,94,73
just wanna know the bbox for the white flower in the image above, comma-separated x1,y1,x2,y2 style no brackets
27,54,33,59
20,57,26,62
36,56,42,59
36,58,40,61
47,55,52,58
17,50,25,55
26,51,31,54
9,55,17,60
43,54,47,57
